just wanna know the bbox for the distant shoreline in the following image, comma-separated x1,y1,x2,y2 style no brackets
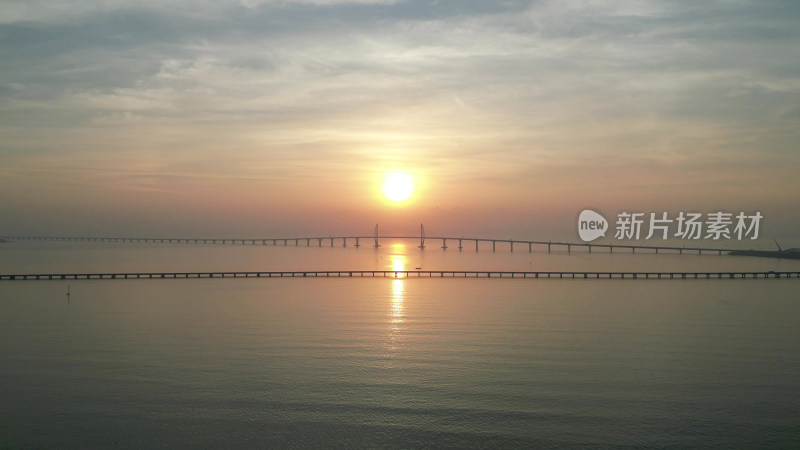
728,250,800,260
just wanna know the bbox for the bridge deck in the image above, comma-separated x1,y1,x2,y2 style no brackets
2,270,798,281
1,235,739,254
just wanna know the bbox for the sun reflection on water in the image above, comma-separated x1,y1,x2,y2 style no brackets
385,253,406,362
392,258,406,278
389,243,407,278
391,278,405,325
390,252,405,324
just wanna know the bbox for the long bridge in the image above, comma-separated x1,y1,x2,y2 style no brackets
2,270,799,281
1,224,740,255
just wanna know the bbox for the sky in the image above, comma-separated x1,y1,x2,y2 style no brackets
1,0,798,241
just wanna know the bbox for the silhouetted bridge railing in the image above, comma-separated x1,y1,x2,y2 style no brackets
2,271,799,281
2,235,739,255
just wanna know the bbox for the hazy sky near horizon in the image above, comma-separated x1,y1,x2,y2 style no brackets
1,0,799,239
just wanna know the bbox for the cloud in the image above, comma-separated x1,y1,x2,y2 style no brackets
1,0,798,234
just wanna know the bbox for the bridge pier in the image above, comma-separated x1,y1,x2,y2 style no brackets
318,238,322,247
510,240,514,252
548,242,551,253
492,241,496,252
567,244,570,253
458,239,463,250
475,240,479,252
588,245,591,253
355,237,360,247
306,238,311,246
343,238,347,247
441,239,447,249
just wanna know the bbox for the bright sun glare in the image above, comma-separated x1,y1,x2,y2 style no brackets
382,173,414,202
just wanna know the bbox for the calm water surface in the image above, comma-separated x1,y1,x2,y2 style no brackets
1,241,799,448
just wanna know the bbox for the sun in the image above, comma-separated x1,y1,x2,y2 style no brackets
382,173,414,202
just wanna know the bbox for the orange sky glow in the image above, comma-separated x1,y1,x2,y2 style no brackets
1,1,798,241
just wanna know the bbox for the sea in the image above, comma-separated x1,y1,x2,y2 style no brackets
1,239,799,448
